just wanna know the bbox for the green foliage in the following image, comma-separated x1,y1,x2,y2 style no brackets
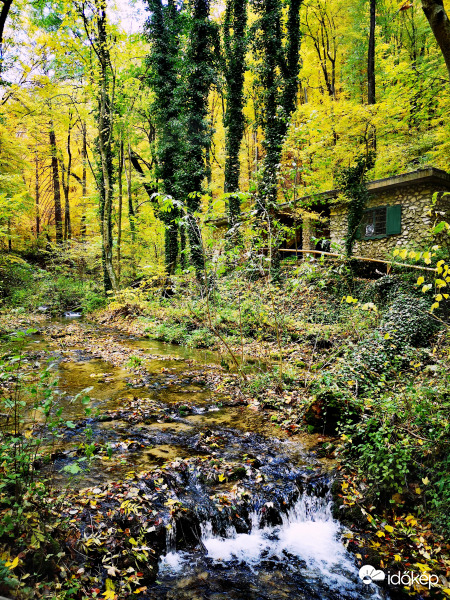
429,454,450,535
245,371,279,397
0,255,34,303
0,333,94,595
150,322,189,345
341,416,413,497
0,255,105,314
223,0,248,235
185,327,216,348
126,355,143,368
380,293,438,347
0,556,19,595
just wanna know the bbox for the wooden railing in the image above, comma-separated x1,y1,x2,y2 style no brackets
278,248,436,272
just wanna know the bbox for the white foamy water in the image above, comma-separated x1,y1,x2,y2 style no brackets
158,494,385,599
159,551,187,573
198,494,383,598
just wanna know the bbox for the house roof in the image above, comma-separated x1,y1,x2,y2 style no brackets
205,167,450,226
286,167,450,204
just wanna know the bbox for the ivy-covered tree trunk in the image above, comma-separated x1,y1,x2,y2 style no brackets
257,0,302,213
179,223,187,270
184,0,214,277
145,0,183,275
252,0,303,276
35,151,40,237
223,0,248,241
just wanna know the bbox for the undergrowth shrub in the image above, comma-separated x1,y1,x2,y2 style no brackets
340,415,414,499
150,323,189,344
1,255,105,314
185,328,216,348
0,332,94,596
429,453,450,535
380,293,438,346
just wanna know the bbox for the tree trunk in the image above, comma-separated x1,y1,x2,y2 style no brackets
49,125,63,244
0,0,13,72
80,123,87,240
254,0,303,278
117,139,124,284
368,0,377,150
61,121,73,241
126,143,136,243
184,0,212,278
421,0,450,82
95,0,117,291
368,0,376,104
223,0,248,247
35,152,40,237
146,0,183,275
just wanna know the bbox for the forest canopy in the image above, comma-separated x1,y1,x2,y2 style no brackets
0,0,449,283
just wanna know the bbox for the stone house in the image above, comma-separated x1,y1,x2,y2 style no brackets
207,167,450,259
283,167,450,258
324,167,450,258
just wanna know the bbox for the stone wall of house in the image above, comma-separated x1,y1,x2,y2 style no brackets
329,183,449,258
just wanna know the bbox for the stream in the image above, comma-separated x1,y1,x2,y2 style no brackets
13,319,389,600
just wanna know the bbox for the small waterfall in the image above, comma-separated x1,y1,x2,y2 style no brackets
160,519,183,571
196,491,386,599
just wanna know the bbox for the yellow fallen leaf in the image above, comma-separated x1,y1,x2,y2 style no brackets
103,578,116,599
422,477,430,485
6,556,19,570
376,531,385,537
394,554,401,562
218,474,225,482
384,525,394,533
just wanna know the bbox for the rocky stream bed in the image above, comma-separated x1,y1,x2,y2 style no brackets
3,318,392,600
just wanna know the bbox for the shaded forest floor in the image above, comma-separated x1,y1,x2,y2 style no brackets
92,264,450,598
0,261,449,598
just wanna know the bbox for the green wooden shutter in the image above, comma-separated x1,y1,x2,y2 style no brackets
386,204,401,235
